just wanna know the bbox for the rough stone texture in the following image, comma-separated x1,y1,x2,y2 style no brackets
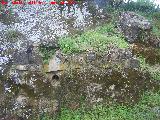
86,83,103,103
86,51,96,62
12,50,43,65
124,58,140,70
61,67,159,106
16,65,28,71
16,64,42,72
118,11,152,43
38,97,59,115
105,47,133,62
15,95,29,109
47,50,66,72
0,71,60,119
148,36,160,48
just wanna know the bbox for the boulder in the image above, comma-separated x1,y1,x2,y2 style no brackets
48,55,62,72
118,11,152,43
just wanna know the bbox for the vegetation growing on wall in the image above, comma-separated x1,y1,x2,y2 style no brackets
39,45,56,64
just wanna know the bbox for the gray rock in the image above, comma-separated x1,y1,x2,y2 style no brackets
124,58,140,70
48,55,61,72
87,51,96,61
118,11,152,43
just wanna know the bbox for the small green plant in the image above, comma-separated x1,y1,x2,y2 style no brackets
95,23,116,34
58,37,81,54
0,4,2,11
39,45,56,64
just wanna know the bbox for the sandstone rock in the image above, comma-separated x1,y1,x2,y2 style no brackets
48,55,61,72
27,64,42,71
16,65,27,71
48,51,66,72
13,50,42,65
118,11,152,43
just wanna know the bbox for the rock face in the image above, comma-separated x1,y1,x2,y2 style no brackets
61,67,158,107
12,50,42,65
124,58,140,70
106,47,133,62
0,71,60,119
118,11,152,43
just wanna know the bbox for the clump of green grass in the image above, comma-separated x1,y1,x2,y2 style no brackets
152,26,160,37
59,23,129,54
95,23,116,34
0,4,2,11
